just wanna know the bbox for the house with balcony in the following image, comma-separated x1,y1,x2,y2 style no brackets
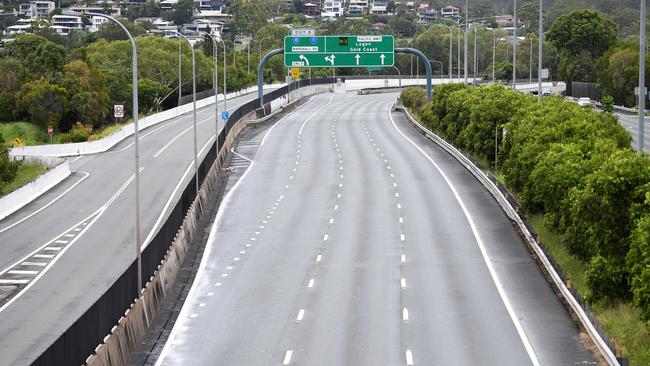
321,0,344,19
51,14,84,35
440,5,460,20
89,15,108,32
67,4,121,17
417,4,437,25
302,2,320,15
346,0,367,16
18,1,55,19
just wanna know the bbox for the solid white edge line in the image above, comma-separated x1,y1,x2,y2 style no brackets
405,349,414,365
0,171,90,234
154,96,327,365
142,134,215,249
298,95,335,136
387,103,541,366
283,350,293,365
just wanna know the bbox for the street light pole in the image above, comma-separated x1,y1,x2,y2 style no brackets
448,26,453,81
457,25,461,81
513,0,517,90
178,39,182,105
202,32,219,158
493,31,496,82
172,31,199,195
538,0,543,102
639,0,646,151
473,27,477,84
464,0,469,84
87,12,142,294
529,37,533,83
247,41,251,75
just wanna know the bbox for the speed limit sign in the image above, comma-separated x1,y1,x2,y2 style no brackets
114,104,124,118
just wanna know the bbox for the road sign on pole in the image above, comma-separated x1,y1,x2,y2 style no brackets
540,68,549,79
291,67,300,79
290,28,315,36
221,111,229,120
114,104,124,118
284,35,394,68
47,125,53,136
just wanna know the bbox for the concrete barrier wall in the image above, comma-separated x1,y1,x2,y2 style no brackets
9,84,283,158
0,159,70,220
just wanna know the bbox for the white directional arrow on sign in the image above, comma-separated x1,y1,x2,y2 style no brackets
355,54,360,65
325,54,336,65
380,54,385,65
299,55,309,65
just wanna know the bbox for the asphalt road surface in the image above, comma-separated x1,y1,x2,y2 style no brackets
154,93,596,366
0,90,273,365
615,112,650,152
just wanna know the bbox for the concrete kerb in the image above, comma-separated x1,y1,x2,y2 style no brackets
401,105,621,366
8,84,284,158
0,158,70,221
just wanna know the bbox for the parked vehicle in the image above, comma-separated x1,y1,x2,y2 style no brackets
577,97,593,107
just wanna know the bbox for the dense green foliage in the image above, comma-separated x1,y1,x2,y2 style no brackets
402,84,650,321
0,133,19,192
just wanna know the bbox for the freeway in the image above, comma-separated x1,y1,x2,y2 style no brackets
0,90,269,365
614,112,650,152
153,93,596,365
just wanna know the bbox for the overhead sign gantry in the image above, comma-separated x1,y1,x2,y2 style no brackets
284,35,395,68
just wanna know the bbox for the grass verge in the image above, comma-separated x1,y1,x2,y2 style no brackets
528,214,650,365
0,122,48,146
1,162,48,196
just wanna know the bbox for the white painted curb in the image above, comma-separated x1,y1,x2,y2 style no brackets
9,84,283,158
0,159,71,220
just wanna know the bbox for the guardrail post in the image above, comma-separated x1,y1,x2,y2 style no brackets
395,48,432,100
258,49,285,109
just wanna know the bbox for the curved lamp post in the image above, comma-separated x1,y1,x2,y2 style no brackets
201,31,227,157
170,30,199,196
87,12,142,293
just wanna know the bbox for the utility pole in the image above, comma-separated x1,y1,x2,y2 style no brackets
474,27,477,84
464,0,469,84
529,37,533,83
512,0,517,90
457,26,461,81
492,31,496,82
538,0,543,102
639,0,646,151
178,40,182,105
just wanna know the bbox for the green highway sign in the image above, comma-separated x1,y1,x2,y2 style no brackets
284,35,394,68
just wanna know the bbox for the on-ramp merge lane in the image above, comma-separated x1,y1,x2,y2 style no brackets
0,90,267,365
154,93,596,365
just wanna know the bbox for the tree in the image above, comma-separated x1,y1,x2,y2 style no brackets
138,78,171,113
517,2,539,34
0,133,19,191
30,41,67,78
546,9,617,85
387,10,418,37
61,60,108,130
171,0,197,26
16,79,68,128
89,18,147,41
597,41,650,107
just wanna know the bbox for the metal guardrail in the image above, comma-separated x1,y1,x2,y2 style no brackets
30,77,337,366
401,104,623,366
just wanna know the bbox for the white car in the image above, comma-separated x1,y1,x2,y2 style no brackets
577,97,593,107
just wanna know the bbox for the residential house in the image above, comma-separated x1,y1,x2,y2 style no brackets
18,1,55,19
51,14,84,35
302,2,320,15
67,4,121,17
321,0,344,19
440,5,460,19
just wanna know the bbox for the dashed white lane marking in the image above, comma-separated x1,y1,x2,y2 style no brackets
397,203,401,209
400,278,406,289
406,349,414,365
323,234,329,241
403,307,409,322
399,217,404,223
337,193,341,198
8,270,38,275
400,234,405,241
401,254,406,263
73,228,81,231
307,279,315,289
214,282,222,287
395,192,400,197
316,254,322,262
221,273,228,277
234,257,240,261
329,218,334,224
283,350,293,365
334,205,339,210
54,240,68,244
296,309,305,321
21,262,46,267
240,250,246,254
33,254,54,259
190,314,198,318
226,266,233,270
44,247,62,251
388,103,540,365
199,303,206,307
207,292,214,296
0,279,29,285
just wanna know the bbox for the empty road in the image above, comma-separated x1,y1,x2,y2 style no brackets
154,93,596,365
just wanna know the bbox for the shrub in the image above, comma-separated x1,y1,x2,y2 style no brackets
628,214,650,321
601,95,614,113
0,133,19,190
58,122,92,143
585,255,629,302
400,87,427,112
